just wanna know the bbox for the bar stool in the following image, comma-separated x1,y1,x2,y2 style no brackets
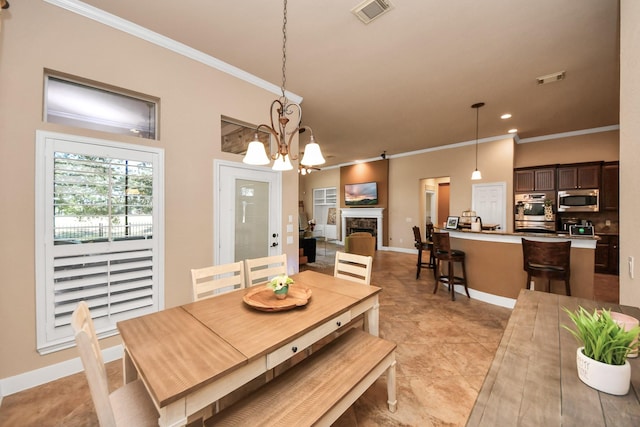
412,226,434,279
521,238,571,296
432,232,470,300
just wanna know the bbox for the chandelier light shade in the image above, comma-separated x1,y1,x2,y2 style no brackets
471,102,485,180
243,135,271,165
242,0,325,171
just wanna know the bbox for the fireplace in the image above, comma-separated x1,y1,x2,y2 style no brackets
341,208,384,250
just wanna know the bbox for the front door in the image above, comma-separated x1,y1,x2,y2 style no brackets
215,160,281,265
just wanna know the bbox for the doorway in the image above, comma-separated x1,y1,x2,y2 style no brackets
437,182,450,227
215,160,282,265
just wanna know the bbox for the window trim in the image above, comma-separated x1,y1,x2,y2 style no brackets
35,130,165,354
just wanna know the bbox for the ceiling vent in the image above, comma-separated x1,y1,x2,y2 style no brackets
351,0,394,24
536,71,566,85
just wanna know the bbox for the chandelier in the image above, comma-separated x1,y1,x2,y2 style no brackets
243,0,325,171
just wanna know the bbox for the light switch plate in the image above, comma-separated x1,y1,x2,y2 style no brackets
286,236,293,244
286,224,293,232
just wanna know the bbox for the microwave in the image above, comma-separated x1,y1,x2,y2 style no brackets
557,189,599,212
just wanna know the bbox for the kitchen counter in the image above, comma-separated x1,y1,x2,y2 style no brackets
434,228,596,307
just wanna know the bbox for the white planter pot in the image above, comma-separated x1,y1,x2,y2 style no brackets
576,347,631,395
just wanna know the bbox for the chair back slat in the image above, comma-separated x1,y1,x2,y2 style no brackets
191,261,245,301
245,254,288,287
334,251,373,285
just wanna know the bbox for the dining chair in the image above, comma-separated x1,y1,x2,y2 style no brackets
71,301,158,427
191,261,245,301
244,253,288,287
521,238,571,295
334,251,373,285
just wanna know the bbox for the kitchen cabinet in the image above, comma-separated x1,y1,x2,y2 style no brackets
557,164,601,190
514,167,555,192
600,161,619,211
595,234,619,275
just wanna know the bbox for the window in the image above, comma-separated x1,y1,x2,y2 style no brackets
36,131,164,354
45,74,157,139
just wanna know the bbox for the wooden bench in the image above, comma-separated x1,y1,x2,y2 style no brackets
209,328,397,426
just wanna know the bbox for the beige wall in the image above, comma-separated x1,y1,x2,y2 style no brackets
620,0,640,306
514,130,619,168
389,138,515,249
0,2,298,380
300,137,515,250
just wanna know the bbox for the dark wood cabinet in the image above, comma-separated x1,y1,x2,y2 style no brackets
514,167,555,192
601,161,619,211
595,235,619,275
557,164,601,190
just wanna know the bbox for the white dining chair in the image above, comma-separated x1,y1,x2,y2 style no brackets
334,251,373,285
245,254,288,287
71,301,158,427
191,261,245,301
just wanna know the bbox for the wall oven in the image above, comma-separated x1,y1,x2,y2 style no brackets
557,189,599,212
514,193,556,233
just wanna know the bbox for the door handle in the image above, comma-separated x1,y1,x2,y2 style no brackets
271,242,278,247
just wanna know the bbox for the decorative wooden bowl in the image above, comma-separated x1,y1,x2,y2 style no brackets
243,283,312,312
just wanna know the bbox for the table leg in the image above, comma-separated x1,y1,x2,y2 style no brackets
158,400,188,427
365,295,380,336
122,347,137,384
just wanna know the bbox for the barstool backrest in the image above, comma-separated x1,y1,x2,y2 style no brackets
432,232,452,254
521,239,571,271
412,226,423,246
425,223,434,240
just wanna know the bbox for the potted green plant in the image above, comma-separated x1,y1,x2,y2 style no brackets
267,274,294,300
562,306,640,395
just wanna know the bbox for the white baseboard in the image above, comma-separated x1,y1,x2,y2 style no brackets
0,345,123,397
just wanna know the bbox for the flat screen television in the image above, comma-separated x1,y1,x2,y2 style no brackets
345,182,378,206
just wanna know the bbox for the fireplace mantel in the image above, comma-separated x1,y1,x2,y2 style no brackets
341,208,384,250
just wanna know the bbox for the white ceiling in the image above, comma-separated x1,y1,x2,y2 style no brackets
80,0,620,167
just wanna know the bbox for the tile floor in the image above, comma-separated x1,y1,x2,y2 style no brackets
0,245,619,426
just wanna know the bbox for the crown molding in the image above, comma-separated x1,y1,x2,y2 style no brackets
517,125,620,144
43,0,303,104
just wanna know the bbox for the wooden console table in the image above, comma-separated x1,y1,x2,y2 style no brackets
467,290,640,426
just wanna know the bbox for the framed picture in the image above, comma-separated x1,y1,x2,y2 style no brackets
446,216,459,230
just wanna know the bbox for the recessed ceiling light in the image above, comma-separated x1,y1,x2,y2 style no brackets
508,128,518,134
501,113,512,120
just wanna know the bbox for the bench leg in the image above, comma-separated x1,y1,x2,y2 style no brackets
387,359,398,412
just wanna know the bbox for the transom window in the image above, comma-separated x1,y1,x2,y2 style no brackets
45,74,158,139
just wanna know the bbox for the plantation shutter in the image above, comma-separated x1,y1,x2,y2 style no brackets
36,132,164,354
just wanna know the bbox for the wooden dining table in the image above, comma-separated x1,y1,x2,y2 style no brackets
467,289,640,426
117,270,381,427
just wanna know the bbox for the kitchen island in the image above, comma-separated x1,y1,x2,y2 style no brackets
436,228,597,307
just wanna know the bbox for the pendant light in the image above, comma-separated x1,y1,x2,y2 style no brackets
243,0,325,171
471,102,485,180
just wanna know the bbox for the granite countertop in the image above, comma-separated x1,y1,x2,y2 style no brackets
436,227,600,240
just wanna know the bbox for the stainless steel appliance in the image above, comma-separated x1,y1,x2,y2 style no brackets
569,224,595,236
514,193,555,233
557,189,599,212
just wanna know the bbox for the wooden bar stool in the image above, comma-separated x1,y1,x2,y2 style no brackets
521,238,571,296
412,225,434,279
432,232,470,300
